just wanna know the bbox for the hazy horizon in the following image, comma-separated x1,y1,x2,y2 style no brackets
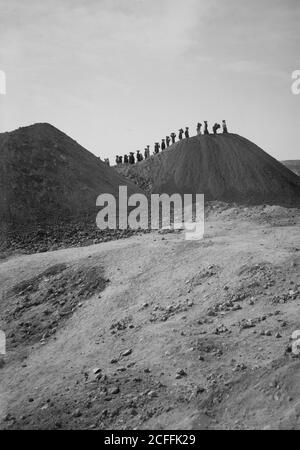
0,0,299,162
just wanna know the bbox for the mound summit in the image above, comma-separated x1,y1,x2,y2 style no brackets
118,134,300,206
0,123,142,229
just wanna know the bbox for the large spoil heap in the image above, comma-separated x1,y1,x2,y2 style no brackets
117,133,300,206
0,123,142,228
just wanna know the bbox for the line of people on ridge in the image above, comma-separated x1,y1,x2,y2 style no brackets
105,120,228,166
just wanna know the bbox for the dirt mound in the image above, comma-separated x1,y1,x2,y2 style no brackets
117,134,300,206
0,123,142,229
0,123,145,253
282,160,300,177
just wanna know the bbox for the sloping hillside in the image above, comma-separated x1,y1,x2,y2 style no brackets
116,134,300,206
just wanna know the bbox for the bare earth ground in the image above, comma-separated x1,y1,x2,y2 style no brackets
0,204,299,430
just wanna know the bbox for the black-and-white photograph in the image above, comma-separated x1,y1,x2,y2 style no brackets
0,0,300,435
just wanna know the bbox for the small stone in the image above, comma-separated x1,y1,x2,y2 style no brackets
196,386,205,394
264,330,272,336
73,408,82,418
110,358,118,364
275,332,282,339
4,413,14,422
147,390,157,398
291,330,300,341
122,349,132,357
176,368,187,378
108,386,120,395
291,339,300,356
232,304,241,311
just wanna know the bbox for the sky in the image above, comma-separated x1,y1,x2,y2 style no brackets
0,0,299,161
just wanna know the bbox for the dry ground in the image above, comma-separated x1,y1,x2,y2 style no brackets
0,204,299,430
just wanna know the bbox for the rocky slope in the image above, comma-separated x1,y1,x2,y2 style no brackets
0,204,299,430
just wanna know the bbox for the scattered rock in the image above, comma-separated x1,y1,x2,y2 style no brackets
110,358,118,364
175,368,187,379
108,386,120,395
147,391,157,398
291,330,300,341
215,324,229,335
73,408,82,418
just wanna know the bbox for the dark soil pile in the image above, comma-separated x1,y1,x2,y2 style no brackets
116,134,300,206
0,123,144,253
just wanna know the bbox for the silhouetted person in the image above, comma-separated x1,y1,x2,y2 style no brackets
204,121,209,135
185,127,189,139
154,142,160,154
136,150,143,162
166,136,171,147
170,132,176,144
161,139,166,150
179,128,184,140
119,155,123,164
144,146,150,159
222,120,228,134
196,122,202,135
129,152,135,164
212,123,221,134
124,154,129,164
104,158,110,166
115,155,120,164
